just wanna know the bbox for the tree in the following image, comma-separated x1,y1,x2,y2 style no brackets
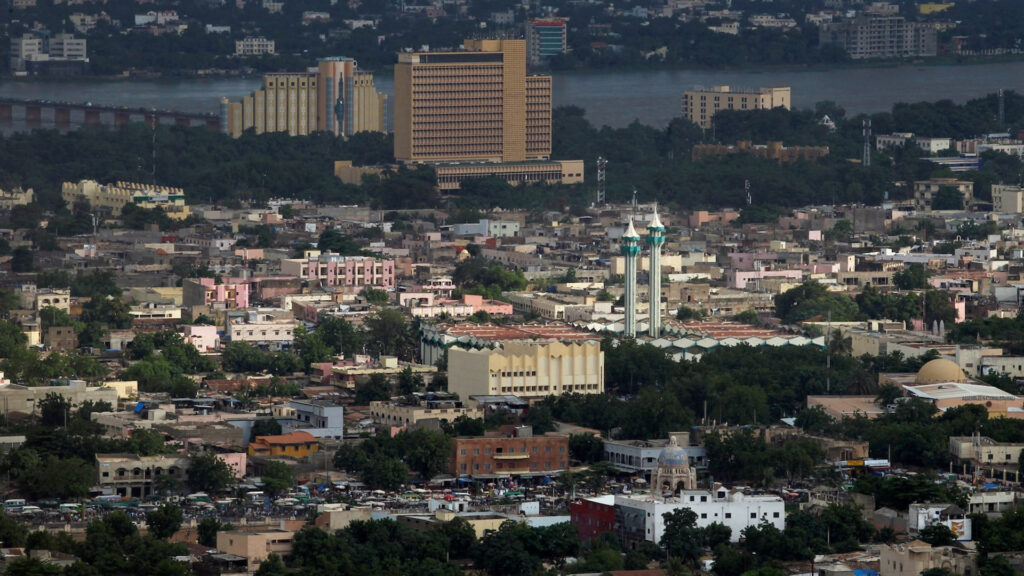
145,503,183,539
5,557,62,576
10,246,33,272
364,308,415,360
397,367,425,395
360,287,389,305
932,186,964,210
660,508,702,567
400,429,452,480
569,434,605,464
254,554,287,576
38,392,72,427
893,264,930,290
363,458,409,491
187,452,237,494
197,518,226,547
250,419,283,441
919,524,955,547
355,374,392,404
260,461,293,497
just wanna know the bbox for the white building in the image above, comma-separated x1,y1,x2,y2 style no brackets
614,487,785,545
225,310,297,349
451,219,521,238
277,399,345,439
235,37,276,56
992,184,1023,214
914,137,953,155
876,132,914,151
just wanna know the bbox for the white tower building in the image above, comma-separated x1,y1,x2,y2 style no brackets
646,209,665,338
621,219,641,338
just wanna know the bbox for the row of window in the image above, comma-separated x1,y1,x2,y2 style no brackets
459,460,566,471
459,445,565,455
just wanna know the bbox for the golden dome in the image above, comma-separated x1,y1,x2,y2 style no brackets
915,358,968,385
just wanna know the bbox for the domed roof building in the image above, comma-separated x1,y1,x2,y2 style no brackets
652,435,696,494
915,358,968,386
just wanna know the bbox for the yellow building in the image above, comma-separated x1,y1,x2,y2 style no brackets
394,38,551,164
248,431,319,458
223,57,388,138
217,530,294,573
61,180,190,219
918,3,953,15
681,86,791,129
448,340,604,401
434,159,583,191
0,187,34,210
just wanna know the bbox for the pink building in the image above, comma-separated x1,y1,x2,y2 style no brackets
727,268,804,290
281,251,395,291
729,252,779,271
183,278,250,310
216,452,247,478
180,324,220,352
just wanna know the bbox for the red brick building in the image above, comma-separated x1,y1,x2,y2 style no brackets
570,495,616,542
451,434,569,478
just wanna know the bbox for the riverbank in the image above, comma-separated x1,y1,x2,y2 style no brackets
6,52,1024,83
3,60,1024,130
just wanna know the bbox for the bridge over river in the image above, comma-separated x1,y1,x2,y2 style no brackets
0,97,222,131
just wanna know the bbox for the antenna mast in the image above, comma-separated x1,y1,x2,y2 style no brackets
596,156,607,205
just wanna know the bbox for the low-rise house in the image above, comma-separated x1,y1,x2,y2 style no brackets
248,431,319,459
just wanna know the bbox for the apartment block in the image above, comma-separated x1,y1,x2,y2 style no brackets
991,184,1024,214
681,86,791,130
526,18,568,65
912,178,974,211
819,15,937,59
280,250,395,291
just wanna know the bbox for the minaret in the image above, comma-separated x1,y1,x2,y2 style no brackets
621,219,641,338
647,208,665,338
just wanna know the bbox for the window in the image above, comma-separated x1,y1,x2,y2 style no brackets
773,512,780,518
701,513,707,519
750,513,756,519
725,513,731,519
700,496,707,502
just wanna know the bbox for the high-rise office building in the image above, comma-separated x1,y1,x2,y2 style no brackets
221,58,388,138
526,18,568,66
394,38,551,164
317,57,389,137
681,86,791,130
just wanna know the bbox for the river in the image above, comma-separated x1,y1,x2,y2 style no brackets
2,61,1024,129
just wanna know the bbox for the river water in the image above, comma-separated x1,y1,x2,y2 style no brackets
2,61,1024,129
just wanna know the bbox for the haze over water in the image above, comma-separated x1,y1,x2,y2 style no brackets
2,60,1024,129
